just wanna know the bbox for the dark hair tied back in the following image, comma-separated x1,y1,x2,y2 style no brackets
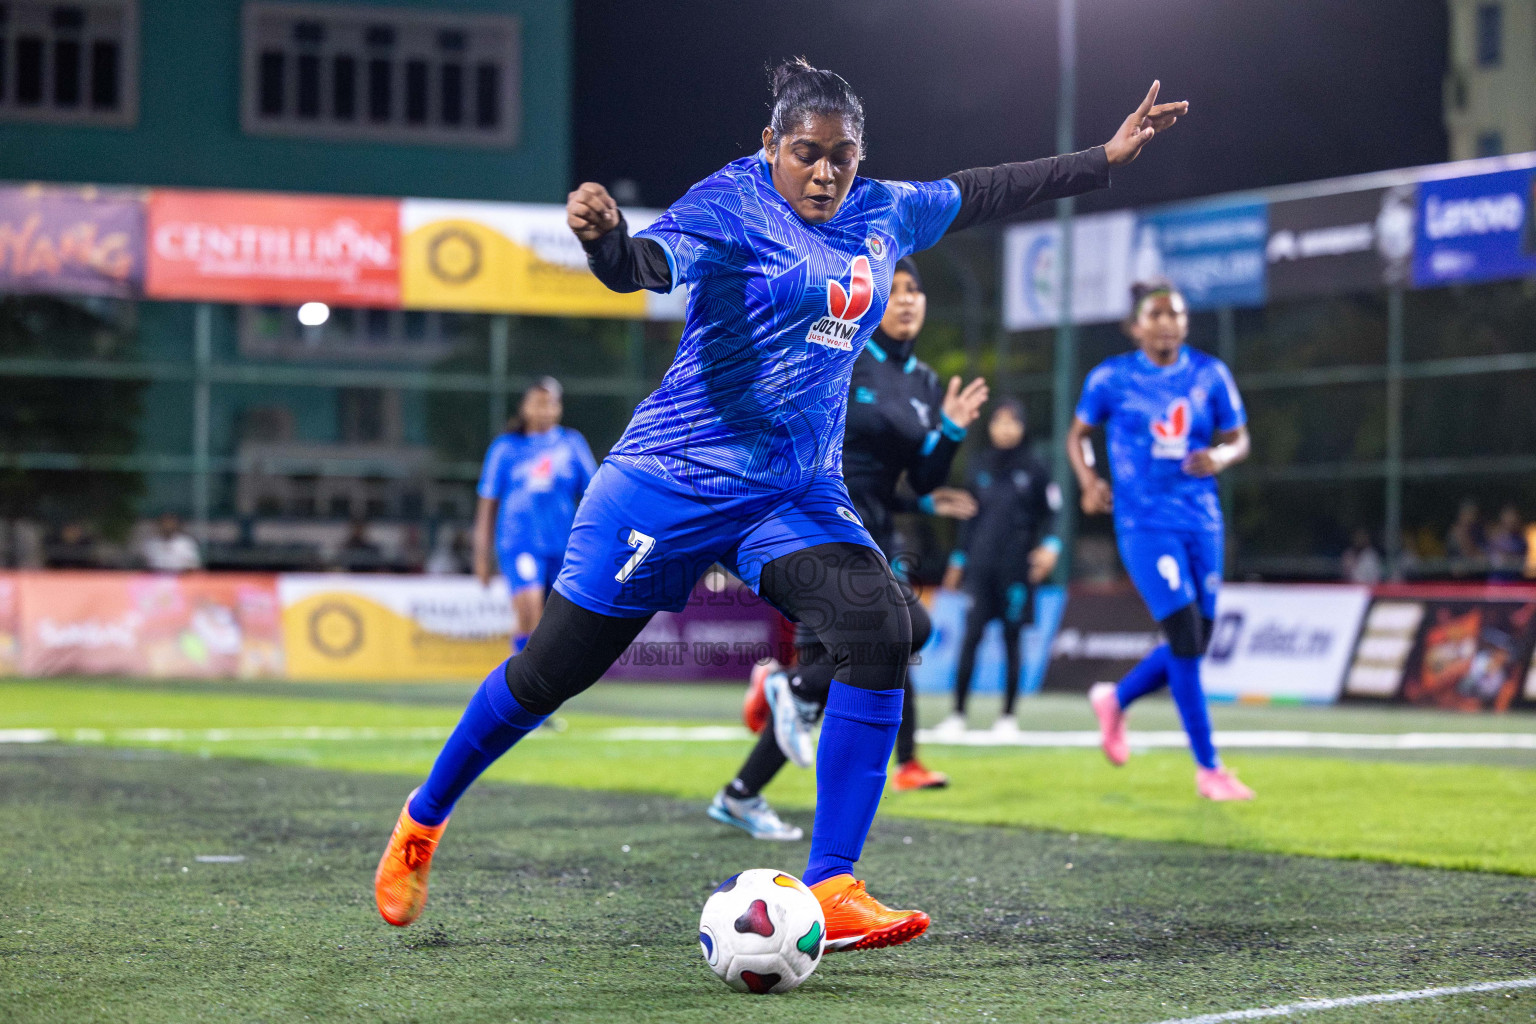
767,56,865,151
1129,277,1181,319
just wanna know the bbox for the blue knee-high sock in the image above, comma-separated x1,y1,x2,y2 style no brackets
803,682,904,888
1166,655,1218,770
1116,644,1172,709
408,661,547,826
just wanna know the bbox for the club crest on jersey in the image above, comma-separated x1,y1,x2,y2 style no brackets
1150,398,1192,459
806,255,874,352
866,234,885,257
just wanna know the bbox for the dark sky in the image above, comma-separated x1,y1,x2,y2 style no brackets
573,0,1447,215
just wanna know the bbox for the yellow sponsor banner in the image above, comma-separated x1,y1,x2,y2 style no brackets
278,574,510,681
401,199,661,318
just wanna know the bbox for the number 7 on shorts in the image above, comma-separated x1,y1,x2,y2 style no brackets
615,528,656,583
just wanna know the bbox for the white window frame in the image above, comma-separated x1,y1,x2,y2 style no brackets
241,1,520,149
0,0,139,126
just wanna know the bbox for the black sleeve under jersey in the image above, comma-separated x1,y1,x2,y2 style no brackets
944,147,1111,235
906,374,963,496
580,215,673,293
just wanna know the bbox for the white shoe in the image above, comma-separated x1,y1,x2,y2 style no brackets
991,714,1019,736
931,712,967,740
765,669,820,768
707,790,804,841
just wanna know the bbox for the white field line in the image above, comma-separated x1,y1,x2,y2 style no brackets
1,725,1533,751
1143,976,1536,1023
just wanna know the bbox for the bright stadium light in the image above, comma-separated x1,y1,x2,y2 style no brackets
297,301,330,327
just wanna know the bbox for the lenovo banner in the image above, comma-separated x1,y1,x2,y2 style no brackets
146,190,401,306
1413,167,1536,288
1265,186,1417,299
1202,584,1370,702
0,184,145,298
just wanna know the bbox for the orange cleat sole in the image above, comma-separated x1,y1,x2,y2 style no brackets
828,910,931,952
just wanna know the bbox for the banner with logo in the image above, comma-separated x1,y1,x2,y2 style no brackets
606,579,790,682
1344,587,1536,711
14,572,284,678
146,190,401,307
399,200,684,320
1002,212,1135,330
1265,186,1417,299
0,184,145,298
1043,584,1162,692
0,573,18,675
278,574,512,681
1413,167,1536,287
1130,201,1268,310
1202,584,1370,702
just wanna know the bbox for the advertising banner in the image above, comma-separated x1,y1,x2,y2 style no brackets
1202,584,1370,702
1043,584,1162,692
278,574,511,681
1130,202,1268,309
1413,167,1536,287
1265,186,1417,298
0,184,144,298
146,190,401,307
1001,212,1135,330
0,573,17,675
400,200,684,319
15,572,284,678
606,581,789,682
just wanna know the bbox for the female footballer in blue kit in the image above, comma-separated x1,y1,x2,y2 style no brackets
472,377,598,653
1068,280,1255,801
376,58,1187,951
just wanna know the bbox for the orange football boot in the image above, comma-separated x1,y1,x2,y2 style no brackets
811,874,930,952
374,792,448,927
742,658,778,734
892,758,949,791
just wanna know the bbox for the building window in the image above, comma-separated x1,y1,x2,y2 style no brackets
0,0,138,125
1476,3,1501,67
242,2,520,148
1476,130,1503,157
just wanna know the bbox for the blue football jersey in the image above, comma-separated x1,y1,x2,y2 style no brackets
614,154,961,496
1075,347,1246,534
477,426,598,556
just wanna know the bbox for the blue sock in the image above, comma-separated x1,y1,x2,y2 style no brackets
1116,644,1172,709
408,662,547,826
804,682,904,888
1166,655,1218,770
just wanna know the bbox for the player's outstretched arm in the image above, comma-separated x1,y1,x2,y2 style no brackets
569,182,673,294
1066,416,1113,515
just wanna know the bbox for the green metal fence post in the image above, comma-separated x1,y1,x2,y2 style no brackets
1051,0,1077,583
489,315,510,438
191,304,213,537
1385,287,1405,579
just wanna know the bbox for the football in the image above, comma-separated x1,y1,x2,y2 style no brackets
698,869,826,994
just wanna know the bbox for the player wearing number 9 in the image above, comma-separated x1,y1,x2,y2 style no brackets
1067,280,1255,801
374,57,1186,949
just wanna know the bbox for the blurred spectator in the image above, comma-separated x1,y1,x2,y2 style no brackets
141,513,202,572
425,526,465,575
1487,505,1528,583
1445,500,1486,561
1341,528,1383,584
45,521,97,568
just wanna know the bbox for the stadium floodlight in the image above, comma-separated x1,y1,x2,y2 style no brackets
297,302,331,327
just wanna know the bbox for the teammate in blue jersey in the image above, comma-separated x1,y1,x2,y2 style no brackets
377,57,1187,951
1068,279,1255,801
472,377,597,653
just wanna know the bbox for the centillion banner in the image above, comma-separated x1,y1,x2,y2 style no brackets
278,574,512,681
401,199,663,318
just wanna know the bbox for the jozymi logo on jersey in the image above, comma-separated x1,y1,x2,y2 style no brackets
527,454,556,491
1150,398,1192,459
806,255,874,352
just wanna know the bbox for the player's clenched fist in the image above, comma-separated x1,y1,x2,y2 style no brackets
567,182,621,241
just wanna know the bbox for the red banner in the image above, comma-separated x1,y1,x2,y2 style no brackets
16,572,284,679
145,190,400,307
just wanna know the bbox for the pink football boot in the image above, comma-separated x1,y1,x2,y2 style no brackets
1196,766,1255,801
1088,683,1129,766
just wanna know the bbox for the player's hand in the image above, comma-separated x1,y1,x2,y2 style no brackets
1028,544,1059,584
940,376,989,432
474,557,494,588
566,182,621,241
1080,476,1113,515
928,487,978,519
1182,447,1223,477
942,565,964,591
1104,81,1188,166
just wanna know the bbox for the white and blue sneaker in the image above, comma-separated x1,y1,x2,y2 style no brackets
765,669,821,768
707,789,804,841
